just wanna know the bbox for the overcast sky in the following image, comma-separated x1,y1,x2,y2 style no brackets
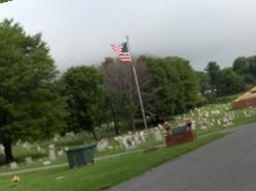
0,0,256,71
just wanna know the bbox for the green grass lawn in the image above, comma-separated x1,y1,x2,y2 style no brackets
0,132,227,191
0,138,166,173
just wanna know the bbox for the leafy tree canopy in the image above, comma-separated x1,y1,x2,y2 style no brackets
61,66,103,140
140,56,202,116
217,68,245,96
0,19,66,162
205,61,221,90
0,0,13,3
101,57,158,130
233,56,256,87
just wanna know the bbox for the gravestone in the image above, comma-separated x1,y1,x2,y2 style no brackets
48,144,57,160
153,128,162,141
10,162,18,169
0,144,4,155
127,132,136,148
43,160,51,166
120,136,130,150
133,132,141,145
25,156,33,165
97,140,109,151
0,144,5,160
108,146,113,149
139,131,146,142
57,149,64,157
22,142,30,150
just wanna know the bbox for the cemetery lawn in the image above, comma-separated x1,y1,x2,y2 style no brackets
0,132,227,191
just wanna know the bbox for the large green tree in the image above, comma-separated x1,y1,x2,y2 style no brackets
61,66,103,140
0,19,66,163
101,57,158,130
206,61,245,96
205,61,221,91
140,56,202,117
247,56,256,78
233,57,248,74
0,0,13,3
101,91,136,135
196,71,211,95
217,68,245,96
233,57,255,86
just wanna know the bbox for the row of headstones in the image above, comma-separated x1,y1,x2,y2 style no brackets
194,112,236,129
98,105,256,153
175,104,241,130
179,105,256,130
3,143,65,169
97,126,165,152
99,107,236,152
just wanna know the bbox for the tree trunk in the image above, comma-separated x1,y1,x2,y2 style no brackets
114,122,120,136
3,140,15,163
128,118,135,131
91,129,99,141
111,106,120,136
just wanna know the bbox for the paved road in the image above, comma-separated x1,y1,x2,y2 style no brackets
109,122,256,191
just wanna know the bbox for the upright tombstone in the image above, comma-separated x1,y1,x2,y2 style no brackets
153,128,162,141
48,144,57,160
25,156,33,165
133,132,141,145
121,136,130,150
10,162,18,169
43,160,52,166
139,131,146,142
97,140,109,151
127,132,136,147
0,144,4,155
22,142,30,150
191,120,196,130
57,149,64,157
53,136,59,142
0,144,5,160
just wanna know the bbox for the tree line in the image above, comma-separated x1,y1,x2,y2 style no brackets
0,20,253,163
197,57,256,102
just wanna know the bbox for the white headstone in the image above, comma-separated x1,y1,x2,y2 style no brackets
0,144,4,156
10,162,18,169
108,146,113,150
139,131,146,142
43,160,51,166
121,136,130,150
36,145,42,152
25,156,33,165
133,132,141,145
57,149,64,157
201,126,207,130
153,128,162,141
48,144,56,160
22,142,30,150
97,139,109,151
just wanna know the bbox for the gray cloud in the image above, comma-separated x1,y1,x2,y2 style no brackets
0,0,256,71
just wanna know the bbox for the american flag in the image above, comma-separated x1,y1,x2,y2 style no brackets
111,42,132,64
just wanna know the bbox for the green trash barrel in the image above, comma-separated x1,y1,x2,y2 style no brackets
66,145,96,168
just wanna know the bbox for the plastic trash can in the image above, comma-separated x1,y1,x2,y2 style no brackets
66,145,96,168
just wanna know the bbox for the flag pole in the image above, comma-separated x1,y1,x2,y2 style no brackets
126,36,148,130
